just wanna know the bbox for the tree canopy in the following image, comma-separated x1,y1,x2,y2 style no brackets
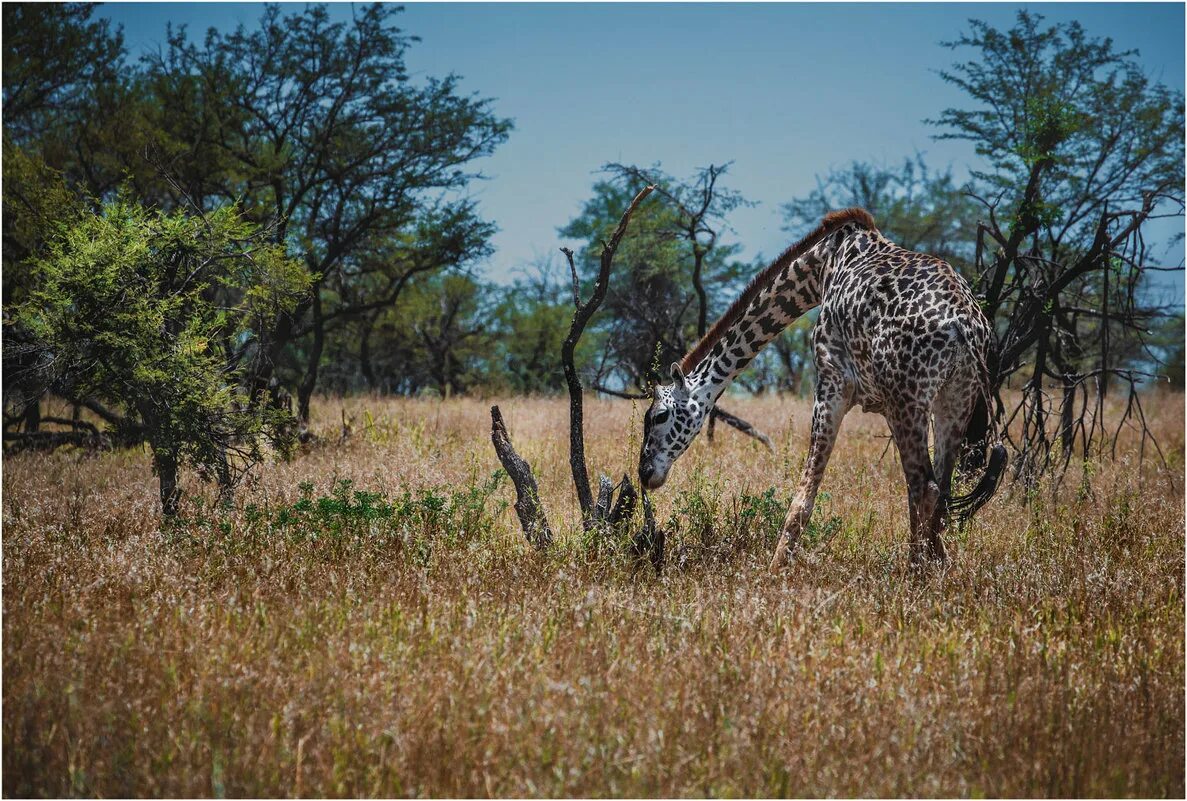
560,164,753,390
142,3,513,417
14,196,309,513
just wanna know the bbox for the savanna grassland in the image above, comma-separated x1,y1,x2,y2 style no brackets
3,393,1184,798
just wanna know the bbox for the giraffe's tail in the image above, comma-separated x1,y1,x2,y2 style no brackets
948,441,1007,523
950,328,1007,523
958,390,991,471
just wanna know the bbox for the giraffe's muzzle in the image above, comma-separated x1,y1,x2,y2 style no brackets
638,462,668,491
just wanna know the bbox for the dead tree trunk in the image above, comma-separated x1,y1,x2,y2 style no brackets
488,185,668,569
490,405,552,549
560,184,654,527
155,450,181,518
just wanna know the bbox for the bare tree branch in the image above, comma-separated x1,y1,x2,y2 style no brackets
560,184,654,526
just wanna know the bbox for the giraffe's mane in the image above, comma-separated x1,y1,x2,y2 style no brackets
680,207,877,373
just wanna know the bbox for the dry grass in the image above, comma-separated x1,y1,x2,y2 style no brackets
3,392,1184,797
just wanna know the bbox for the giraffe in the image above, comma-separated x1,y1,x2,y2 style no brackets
637,208,1007,570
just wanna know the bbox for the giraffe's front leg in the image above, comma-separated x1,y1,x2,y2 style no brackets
770,485,815,570
770,378,850,571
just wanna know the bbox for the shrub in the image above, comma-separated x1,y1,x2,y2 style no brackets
14,194,310,514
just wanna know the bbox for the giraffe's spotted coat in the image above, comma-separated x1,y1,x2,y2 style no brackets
638,208,997,569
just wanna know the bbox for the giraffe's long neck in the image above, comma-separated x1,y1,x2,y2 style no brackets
684,236,836,405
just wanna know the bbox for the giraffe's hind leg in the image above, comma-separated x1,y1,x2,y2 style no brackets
887,404,944,565
770,371,851,571
929,370,980,550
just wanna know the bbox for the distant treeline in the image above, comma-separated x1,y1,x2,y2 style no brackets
3,5,1183,503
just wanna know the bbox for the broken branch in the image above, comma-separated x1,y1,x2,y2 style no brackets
632,490,665,574
710,407,774,451
490,405,552,550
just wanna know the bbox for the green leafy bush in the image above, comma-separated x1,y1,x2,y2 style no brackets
15,194,310,514
174,474,508,566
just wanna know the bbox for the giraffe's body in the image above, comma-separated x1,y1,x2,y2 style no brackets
638,208,1006,569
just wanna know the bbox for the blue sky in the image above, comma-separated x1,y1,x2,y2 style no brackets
100,2,1185,301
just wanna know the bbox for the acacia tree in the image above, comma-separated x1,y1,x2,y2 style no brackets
1,3,145,430
931,11,1184,480
782,155,981,272
12,197,309,515
780,12,1182,482
144,3,512,421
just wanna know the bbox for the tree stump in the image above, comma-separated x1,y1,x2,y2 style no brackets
490,405,552,549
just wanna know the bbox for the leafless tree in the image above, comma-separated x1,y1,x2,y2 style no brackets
492,185,665,568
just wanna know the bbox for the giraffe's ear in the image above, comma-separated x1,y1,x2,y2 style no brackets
669,362,686,388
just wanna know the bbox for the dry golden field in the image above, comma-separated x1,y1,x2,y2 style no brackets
3,393,1184,797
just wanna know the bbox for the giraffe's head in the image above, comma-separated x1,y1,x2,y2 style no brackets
638,363,711,491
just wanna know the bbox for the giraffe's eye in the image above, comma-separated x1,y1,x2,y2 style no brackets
652,410,670,425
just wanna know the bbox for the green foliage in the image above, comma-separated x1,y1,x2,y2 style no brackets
560,168,752,389
781,155,980,274
736,486,786,544
173,474,507,564
930,10,1183,237
664,478,791,567
16,194,310,511
490,263,589,394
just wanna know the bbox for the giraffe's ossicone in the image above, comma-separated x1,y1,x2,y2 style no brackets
637,208,1007,569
